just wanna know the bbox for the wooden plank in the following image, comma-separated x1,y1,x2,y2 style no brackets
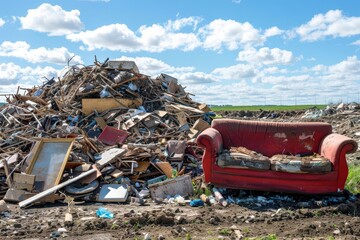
82,98,142,115
123,113,151,130
148,175,194,199
84,136,99,153
192,119,210,132
16,95,47,105
95,117,107,130
134,161,150,173
74,163,92,172
188,128,199,139
65,213,73,225
176,112,188,125
156,162,174,178
197,104,211,112
2,159,13,188
65,161,84,170
96,148,127,169
19,168,96,208
110,169,123,178
153,110,168,118
166,104,204,114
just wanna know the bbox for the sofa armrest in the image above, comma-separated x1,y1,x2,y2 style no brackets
196,127,223,155
320,133,358,165
320,133,358,190
196,128,223,183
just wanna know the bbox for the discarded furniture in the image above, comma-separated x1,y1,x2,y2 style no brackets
196,119,358,194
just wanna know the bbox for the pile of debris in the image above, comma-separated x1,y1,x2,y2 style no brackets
0,59,213,208
301,103,360,119
220,103,360,120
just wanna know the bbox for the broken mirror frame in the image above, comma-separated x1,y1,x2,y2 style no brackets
26,138,75,192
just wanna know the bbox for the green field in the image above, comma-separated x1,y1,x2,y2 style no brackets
210,105,327,112
346,163,360,194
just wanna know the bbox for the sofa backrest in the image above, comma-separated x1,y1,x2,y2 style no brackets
212,119,332,157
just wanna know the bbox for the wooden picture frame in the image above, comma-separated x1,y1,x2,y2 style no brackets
26,138,75,192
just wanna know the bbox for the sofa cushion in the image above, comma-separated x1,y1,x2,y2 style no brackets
217,147,270,170
270,154,332,173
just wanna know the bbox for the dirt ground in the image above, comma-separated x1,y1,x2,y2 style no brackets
1,109,360,240
2,196,360,240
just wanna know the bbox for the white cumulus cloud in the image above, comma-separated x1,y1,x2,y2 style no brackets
264,26,284,37
261,75,311,84
295,9,360,41
212,64,258,80
199,19,264,51
0,63,21,85
351,39,360,45
237,47,294,65
0,41,83,65
139,23,200,52
116,56,219,86
67,17,201,52
0,62,59,85
19,3,83,36
116,56,217,85
0,18,5,27
67,24,141,51
310,64,327,73
176,72,218,85
67,17,276,53
82,0,110,2
165,17,202,31
328,56,360,74
115,56,194,76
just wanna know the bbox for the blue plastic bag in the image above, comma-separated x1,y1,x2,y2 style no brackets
96,207,114,219
189,199,204,207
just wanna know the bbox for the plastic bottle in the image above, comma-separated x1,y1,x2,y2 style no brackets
213,187,228,207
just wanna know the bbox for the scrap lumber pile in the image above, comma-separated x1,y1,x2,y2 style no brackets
0,59,212,207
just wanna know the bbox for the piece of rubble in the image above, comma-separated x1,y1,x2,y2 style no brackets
148,174,193,199
97,183,130,202
0,199,9,212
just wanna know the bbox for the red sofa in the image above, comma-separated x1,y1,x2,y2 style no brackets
196,119,358,194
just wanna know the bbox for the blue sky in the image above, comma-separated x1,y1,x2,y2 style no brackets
1,0,360,105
